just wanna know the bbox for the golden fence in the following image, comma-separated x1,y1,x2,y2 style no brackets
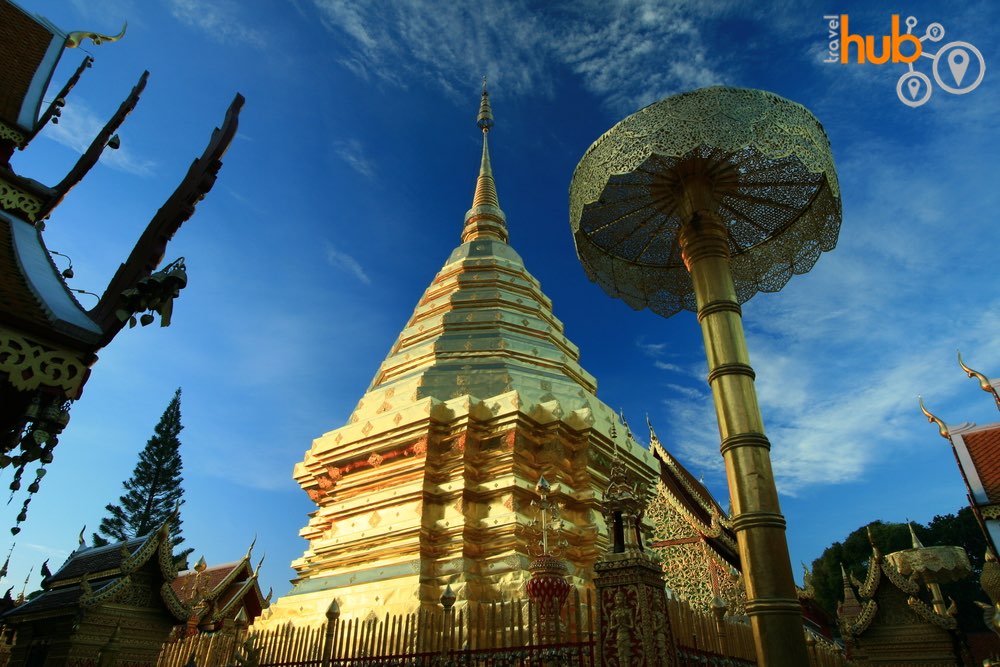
158,593,852,667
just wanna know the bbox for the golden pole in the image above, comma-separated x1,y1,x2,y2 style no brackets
678,206,808,666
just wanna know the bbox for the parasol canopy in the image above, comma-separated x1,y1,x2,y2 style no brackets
569,86,842,318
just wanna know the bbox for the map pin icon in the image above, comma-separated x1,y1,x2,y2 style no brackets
907,77,921,99
948,49,969,86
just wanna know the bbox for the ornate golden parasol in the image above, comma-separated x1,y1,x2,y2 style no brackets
569,86,842,666
570,86,840,317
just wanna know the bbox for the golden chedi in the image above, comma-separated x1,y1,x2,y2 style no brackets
258,86,659,626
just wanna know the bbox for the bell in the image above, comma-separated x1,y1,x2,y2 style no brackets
107,134,121,150
164,265,187,291
140,313,155,327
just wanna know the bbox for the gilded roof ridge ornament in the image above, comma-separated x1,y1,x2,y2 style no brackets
919,396,951,439
907,521,924,549
66,21,127,49
958,350,1000,411
462,78,508,244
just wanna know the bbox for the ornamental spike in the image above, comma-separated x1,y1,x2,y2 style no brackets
919,396,950,439
958,351,1000,411
66,21,127,48
908,521,924,549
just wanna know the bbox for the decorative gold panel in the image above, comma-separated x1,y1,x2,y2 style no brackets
0,120,26,147
0,327,88,396
0,177,43,222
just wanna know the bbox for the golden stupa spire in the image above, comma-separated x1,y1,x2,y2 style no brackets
462,77,508,244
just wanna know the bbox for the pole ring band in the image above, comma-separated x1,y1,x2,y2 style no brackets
707,363,755,384
719,432,771,455
743,598,805,616
731,511,787,532
697,300,742,321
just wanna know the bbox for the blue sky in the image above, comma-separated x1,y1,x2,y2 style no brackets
3,0,998,603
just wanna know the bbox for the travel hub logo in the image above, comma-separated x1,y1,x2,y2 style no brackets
823,14,986,107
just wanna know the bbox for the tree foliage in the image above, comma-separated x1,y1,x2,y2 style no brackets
92,388,191,563
810,507,988,633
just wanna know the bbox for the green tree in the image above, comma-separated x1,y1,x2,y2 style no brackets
92,388,191,563
810,507,988,635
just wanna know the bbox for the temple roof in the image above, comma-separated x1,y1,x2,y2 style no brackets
953,424,1000,506
3,521,187,622
0,210,102,346
647,420,739,567
171,550,268,624
0,1,64,137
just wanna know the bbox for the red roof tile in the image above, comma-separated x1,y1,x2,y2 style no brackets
963,425,1000,504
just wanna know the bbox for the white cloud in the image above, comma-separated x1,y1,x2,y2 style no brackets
167,0,265,48
325,243,371,285
334,139,376,178
636,339,667,356
310,0,726,112
41,98,156,177
654,360,686,373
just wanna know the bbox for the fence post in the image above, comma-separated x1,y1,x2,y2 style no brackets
321,600,340,667
709,596,727,653
440,584,456,655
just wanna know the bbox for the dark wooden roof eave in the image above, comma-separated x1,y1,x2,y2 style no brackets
89,93,244,346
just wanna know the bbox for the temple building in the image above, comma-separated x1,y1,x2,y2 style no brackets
168,545,270,636
837,526,971,665
645,420,744,614
0,0,241,534
0,521,189,667
921,355,1000,555
257,87,661,626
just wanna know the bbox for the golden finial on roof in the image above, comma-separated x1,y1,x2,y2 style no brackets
866,525,882,558
958,351,1000,411
619,409,634,440
463,77,507,244
919,396,951,439
194,555,207,573
254,554,265,577
908,521,924,549
66,22,127,48
840,564,855,591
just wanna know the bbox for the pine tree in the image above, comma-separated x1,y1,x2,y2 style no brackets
93,388,192,563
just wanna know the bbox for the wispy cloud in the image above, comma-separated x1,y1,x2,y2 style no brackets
42,99,156,177
325,243,371,285
334,139,376,178
654,360,687,374
636,339,668,357
167,0,265,48
310,0,726,112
